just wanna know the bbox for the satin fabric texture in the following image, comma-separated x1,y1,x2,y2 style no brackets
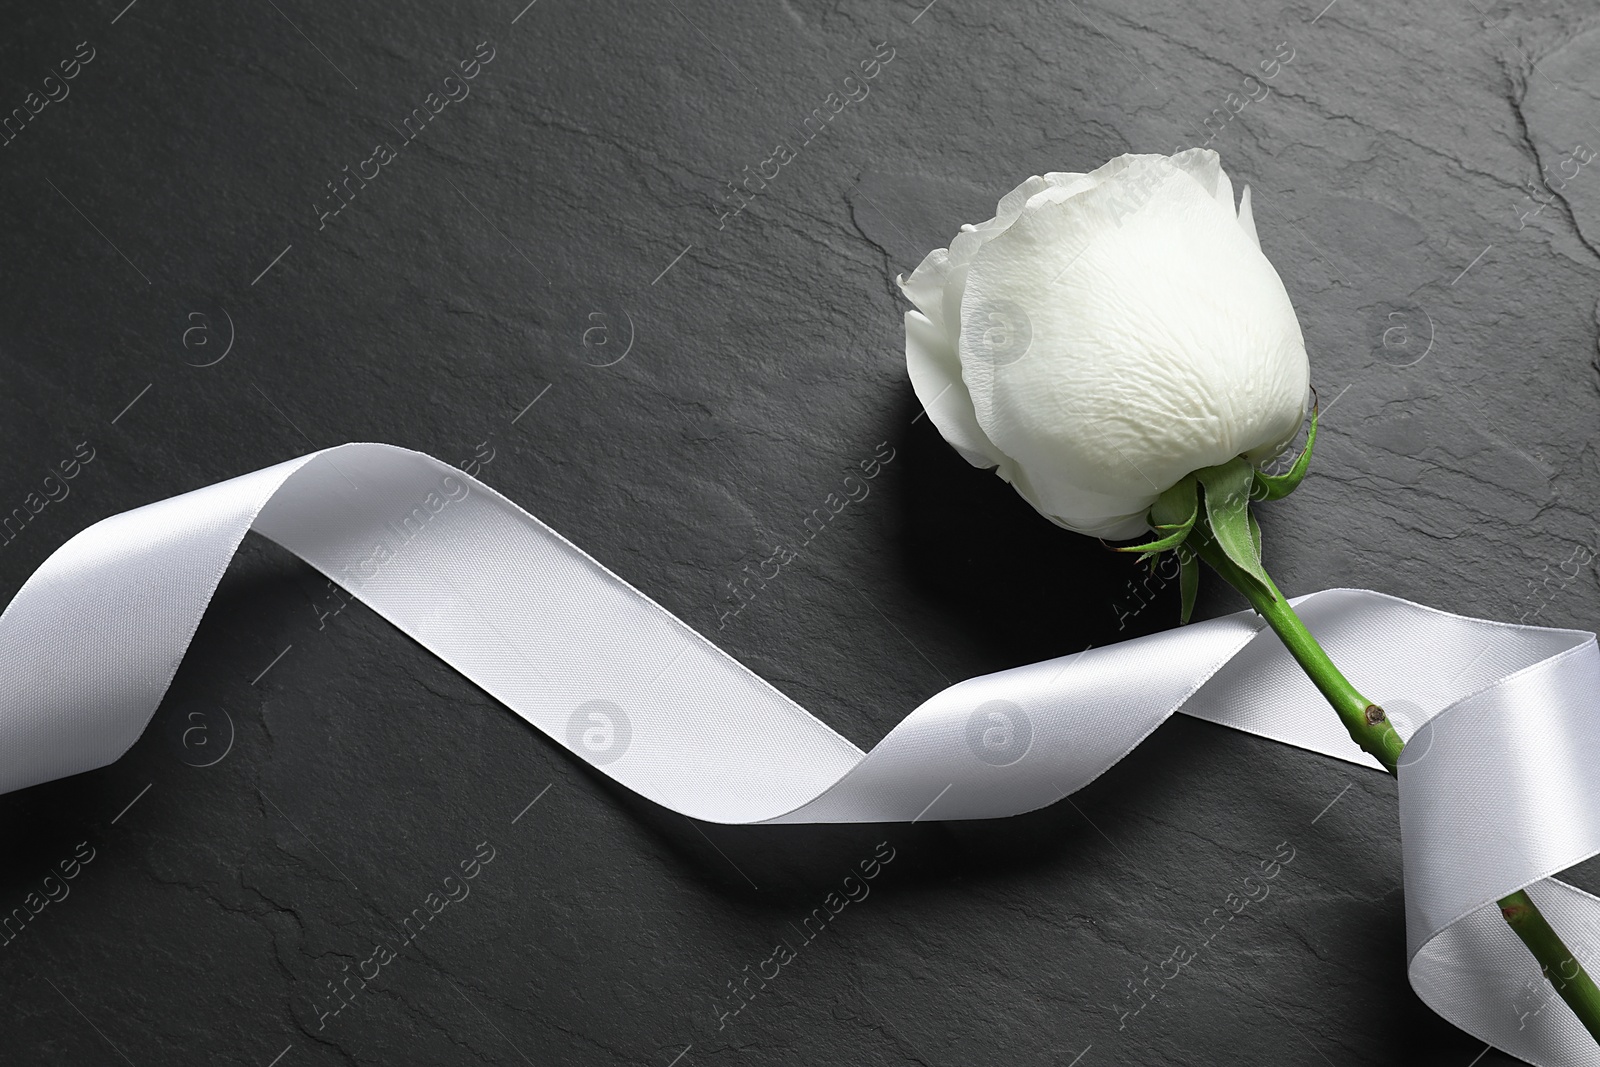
2,443,1597,1065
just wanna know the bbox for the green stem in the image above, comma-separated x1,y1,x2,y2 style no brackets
1501,889,1600,1024
1189,530,1600,1044
1190,536,1403,771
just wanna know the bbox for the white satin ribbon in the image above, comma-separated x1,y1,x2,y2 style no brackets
4,442,1599,1065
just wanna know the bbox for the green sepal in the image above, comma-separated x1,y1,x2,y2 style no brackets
1178,546,1199,625
1248,508,1263,562
1150,475,1198,529
1195,459,1274,600
1252,404,1319,502
1112,485,1197,556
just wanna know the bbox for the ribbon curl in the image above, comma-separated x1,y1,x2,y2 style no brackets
3,443,1599,1065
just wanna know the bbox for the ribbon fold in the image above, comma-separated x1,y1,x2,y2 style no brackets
3,442,1599,1065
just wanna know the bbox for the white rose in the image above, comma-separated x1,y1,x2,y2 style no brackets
899,149,1310,539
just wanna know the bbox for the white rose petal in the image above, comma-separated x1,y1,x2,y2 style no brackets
900,149,1310,538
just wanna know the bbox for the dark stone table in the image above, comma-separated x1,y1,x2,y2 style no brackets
2,0,1597,1063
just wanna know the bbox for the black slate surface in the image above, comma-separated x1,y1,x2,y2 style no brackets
2,0,1599,1064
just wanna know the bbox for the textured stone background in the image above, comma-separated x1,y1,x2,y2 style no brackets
1,0,1598,1063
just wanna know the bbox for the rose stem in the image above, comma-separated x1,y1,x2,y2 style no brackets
1189,531,1600,1043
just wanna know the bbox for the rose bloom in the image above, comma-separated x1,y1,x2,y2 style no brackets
900,149,1310,539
